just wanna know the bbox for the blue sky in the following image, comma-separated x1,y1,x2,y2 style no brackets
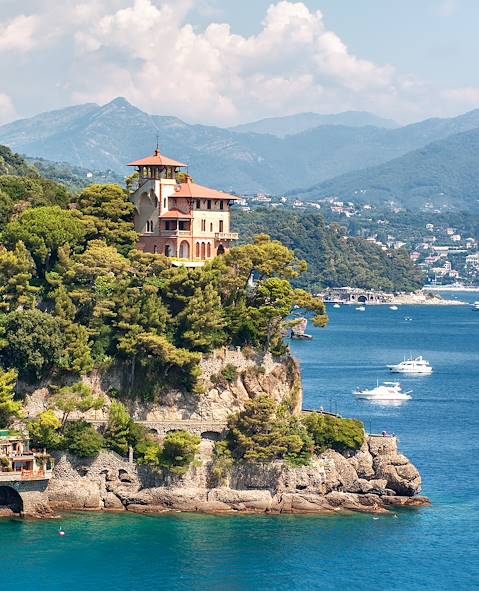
0,0,477,125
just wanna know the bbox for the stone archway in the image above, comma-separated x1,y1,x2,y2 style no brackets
0,486,24,514
217,244,225,256
201,431,221,441
358,295,367,304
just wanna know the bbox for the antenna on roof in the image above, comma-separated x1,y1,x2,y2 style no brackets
155,133,159,151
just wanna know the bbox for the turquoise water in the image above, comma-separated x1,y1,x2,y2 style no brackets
1,297,478,590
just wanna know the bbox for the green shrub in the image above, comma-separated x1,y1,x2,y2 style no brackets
226,395,313,463
303,413,365,453
28,410,63,449
221,364,238,383
159,430,201,475
211,364,238,387
211,440,234,483
63,420,104,457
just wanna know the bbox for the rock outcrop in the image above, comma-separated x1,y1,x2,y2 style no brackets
39,435,428,517
20,348,303,424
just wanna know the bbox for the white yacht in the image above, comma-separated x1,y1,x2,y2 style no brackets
388,355,432,375
356,306,366,311
354,381,412,401
389,305,398,311
333,303,341,308
473,301,479,311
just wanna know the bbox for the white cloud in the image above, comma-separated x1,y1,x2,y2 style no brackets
68,0,409,124
437,0,459,17
0,14,39,53
0,0,476,125
0,94,17,124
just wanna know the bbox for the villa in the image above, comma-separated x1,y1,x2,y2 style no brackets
0,430,53,481
129,148,239,265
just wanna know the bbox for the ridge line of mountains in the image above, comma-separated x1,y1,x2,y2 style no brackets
1,97,479,211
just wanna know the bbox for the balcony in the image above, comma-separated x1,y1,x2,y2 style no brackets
160,229,192,237
215,232,239,240
0,468,53,482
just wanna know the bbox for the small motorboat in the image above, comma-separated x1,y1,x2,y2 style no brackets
333,303,341,309
354,381,412,401
473,301,479,311
356,306,366,311
290,332,313,341
389,305,398,311
388,355,432,375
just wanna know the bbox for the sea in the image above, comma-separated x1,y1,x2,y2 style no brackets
1,294,478,591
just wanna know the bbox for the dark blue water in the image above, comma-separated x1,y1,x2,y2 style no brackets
1,297,478,590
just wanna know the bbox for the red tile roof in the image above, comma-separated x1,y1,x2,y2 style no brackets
128,149,187,168
173,179,238,200
160,208,192,219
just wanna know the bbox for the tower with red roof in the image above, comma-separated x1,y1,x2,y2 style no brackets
128,148,239,264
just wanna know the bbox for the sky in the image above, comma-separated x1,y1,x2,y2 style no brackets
0,0,478,127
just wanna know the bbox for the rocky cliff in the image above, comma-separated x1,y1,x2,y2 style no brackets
42,434,428,517
21,348,303,424
13,348,428,518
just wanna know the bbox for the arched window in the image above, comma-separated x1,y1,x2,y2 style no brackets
207,242,211,258
201,219,206,232
219,219,224,232
153,245,157,254
196,242,200,258
179,241,190,259
201,242,206,260
217,244,225,256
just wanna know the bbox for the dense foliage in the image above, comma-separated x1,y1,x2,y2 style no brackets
233,210,424,292
302,412,365,453
0,194,326,396
224,396,365,465
226,396,313,464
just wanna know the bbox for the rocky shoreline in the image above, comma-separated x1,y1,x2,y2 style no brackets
3,349,429,519
17,434,428,518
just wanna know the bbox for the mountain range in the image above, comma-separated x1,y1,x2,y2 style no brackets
1,98,479,209
229,111,398,136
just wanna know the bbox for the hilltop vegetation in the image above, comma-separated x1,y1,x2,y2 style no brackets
298,127,479,212
233,209,424,293
0,147,379,472
0,148,327,400
27,157,124,192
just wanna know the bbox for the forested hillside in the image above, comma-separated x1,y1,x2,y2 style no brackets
298,127,479,212
233,210,424,293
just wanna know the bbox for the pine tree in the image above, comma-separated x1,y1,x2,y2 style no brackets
0,242,39,312
179,284,226,351
0,369,22,428
104,400,132,455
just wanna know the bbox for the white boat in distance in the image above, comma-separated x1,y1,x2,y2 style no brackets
388,355,433,375
355,381,412,401
333,303,341,308
389,305,398,310
356,306,366,311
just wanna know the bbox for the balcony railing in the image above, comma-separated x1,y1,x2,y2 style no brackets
160,229,192,237
215,232,239,240
0,468,53,481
